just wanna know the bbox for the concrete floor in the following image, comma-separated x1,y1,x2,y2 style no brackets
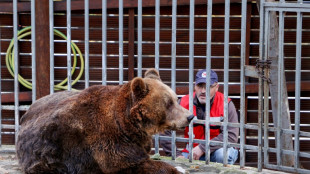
0,145,289,174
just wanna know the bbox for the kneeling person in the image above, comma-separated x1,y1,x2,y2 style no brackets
160,69,239,164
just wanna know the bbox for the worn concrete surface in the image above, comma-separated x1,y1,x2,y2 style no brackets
0,146,288,174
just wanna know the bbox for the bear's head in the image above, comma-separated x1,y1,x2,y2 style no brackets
130,68,194,134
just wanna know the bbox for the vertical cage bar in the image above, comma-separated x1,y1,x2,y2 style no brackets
263,9,270,168
294,10,302,170
205,0,213,164
85,0,89,88
31,0,36,101
67,0,72,90
240,0,247,168
0,26,2,146
49,0,54,94
277,10,284,167
155,0,160,71
258,0,265,171
188,0,195,163
223,0,230,166
137,0,142,77
102,0,107,85
119,0,123,85
154,0,160,154
171,0,177,160
13,0,20,143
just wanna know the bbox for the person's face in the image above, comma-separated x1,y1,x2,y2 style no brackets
194,83,219,104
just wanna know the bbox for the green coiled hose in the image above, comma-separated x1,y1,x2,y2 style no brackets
6,26,84,91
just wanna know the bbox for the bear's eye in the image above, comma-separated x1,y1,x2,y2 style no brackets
166,99,173,108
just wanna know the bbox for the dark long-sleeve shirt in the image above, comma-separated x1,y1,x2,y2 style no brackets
160,93,239,156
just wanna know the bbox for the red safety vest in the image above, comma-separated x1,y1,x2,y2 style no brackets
180,91,231,153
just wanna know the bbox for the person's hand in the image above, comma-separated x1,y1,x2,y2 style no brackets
192,146,204,160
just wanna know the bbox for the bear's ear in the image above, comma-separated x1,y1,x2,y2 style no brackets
144,68,161,81
131,77,148,99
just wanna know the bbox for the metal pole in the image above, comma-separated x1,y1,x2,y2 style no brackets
119,0,123,85
263,8,270,168
31,0,36,101
188,0,195,163
277,10,284,167
155,0,160,71
13,0,20,143
67,0,72,90
102,0,107,85
258,0,265,171
0,25,2,146
205,0,213,165
49,0,54,94
85,0,89,88
171,0,177,160
240,0,247,168
137,0,142,77
154,0,160,154
223,0,230,166
294,8,302,170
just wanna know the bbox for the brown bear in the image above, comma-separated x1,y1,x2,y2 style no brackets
16,68,194,174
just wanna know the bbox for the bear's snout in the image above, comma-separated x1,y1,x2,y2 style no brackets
187,115,194,123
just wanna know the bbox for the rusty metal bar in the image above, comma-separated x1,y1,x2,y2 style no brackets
258,0,266,171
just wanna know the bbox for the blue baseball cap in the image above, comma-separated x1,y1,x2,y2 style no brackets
195,69,218,85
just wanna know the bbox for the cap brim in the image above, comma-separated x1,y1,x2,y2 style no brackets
195,78,217,85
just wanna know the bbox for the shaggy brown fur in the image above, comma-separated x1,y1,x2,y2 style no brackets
16,69,193,174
